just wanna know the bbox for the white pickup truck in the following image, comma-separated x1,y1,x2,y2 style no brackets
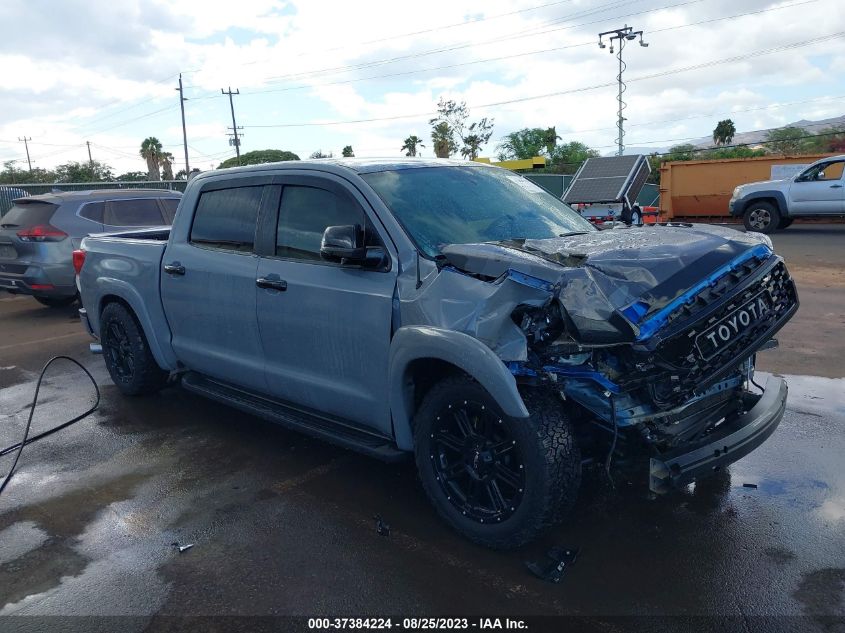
730,154,845,233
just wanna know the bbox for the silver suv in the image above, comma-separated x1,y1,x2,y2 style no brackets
0,189,180,307
729,154,845,233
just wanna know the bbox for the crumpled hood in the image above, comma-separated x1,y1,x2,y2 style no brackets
441,224,773,344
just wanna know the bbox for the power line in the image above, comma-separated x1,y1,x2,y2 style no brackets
187,0,815,103
242,31,844,129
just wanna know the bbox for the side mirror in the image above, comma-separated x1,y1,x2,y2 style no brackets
321,224,367,263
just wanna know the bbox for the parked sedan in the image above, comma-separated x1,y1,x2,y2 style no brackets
0,189,180,307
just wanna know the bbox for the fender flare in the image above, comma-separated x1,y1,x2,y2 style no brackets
736,190,789,217
388,326,530,450
95,277,178,370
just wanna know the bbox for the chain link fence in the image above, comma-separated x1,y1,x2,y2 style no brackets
0,181,188,216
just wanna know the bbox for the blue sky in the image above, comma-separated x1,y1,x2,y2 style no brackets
1,0,844,174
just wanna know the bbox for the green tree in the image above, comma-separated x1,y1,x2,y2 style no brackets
54,161,114,183
431,122,456,158
802,126,845,153
548,142,600,174
497,128,547,160
429,98,493,159
543,126,561,155
139,137,163,181
218,149,300,169
341,145,354,157
712,119,736,146
0,160,56,184
309,150,333,159
115,171,150,182
174,168,202,180
160,152,174,180
400,135,425,157
764,126,807,155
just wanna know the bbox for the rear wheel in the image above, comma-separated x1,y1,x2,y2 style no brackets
100,302,168,396
414,376,581,549
630,206,643,226
743,201,781,234
34,295,77,308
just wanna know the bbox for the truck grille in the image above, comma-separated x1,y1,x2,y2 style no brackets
650,259,797,403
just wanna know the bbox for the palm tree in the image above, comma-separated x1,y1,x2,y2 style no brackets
543,126,561,155
139,137,163,181
431,123,455,158
712,119,736,146
400,135,425,157
160,152,174,180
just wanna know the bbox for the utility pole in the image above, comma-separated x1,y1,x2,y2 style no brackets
176,74,190,175
597,25,648,156
221,87,242,164
86,141,94,168
17,137,32,172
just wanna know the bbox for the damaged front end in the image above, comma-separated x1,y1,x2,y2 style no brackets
414,224,799,492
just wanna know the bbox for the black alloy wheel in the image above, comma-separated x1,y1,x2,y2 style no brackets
104,319,135,382
428,399,526,524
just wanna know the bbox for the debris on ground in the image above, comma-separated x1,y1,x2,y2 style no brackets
525,546,579,583
373,514,391,537
171,542,194,553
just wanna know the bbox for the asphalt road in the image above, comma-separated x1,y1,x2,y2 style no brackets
0,224,843,631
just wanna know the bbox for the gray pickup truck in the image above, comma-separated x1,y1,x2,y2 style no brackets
730,154,845,233
77,159,799,548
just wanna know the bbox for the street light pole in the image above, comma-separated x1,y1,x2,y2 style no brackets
598,25,648,156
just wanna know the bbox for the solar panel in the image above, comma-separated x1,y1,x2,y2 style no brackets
562,155,651,205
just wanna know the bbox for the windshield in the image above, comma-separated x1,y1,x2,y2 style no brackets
362,165,595,257
0,201,58,228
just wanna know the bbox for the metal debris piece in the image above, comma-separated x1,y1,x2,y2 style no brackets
171,542,194,553
743,483,759,489
525,546,579,583
373,514,391,537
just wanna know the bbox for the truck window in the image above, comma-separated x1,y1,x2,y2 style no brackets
160,198,180,223
275,185,370,261
105,198,166,226
798,161,845,182
190,186,263,252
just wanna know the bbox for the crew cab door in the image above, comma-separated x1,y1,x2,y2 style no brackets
161,182,269,388
787,159,845,215
254,174,397,435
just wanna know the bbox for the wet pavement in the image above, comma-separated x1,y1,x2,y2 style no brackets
0,224,844,631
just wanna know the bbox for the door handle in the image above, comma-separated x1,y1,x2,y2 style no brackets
830,184,843,188
256,277,287,291
163,262,185,275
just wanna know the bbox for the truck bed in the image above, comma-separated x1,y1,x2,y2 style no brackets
79,227,176,369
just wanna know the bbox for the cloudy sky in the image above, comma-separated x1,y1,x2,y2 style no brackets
1,0,844,175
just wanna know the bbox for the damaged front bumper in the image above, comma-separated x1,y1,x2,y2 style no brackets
648,374,787,493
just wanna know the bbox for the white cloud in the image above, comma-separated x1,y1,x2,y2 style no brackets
1,0,844,172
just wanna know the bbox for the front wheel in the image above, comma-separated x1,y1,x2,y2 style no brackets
100,302,168,396
743,202,781,234
414,376,581,549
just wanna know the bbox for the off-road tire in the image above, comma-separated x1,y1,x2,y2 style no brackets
34,295,77,308
100,302,168,396
743,201,781,234
414,375,581,549
778,217,794,229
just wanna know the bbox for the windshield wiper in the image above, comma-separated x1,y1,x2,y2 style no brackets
1,223,20,229
558,231,591,237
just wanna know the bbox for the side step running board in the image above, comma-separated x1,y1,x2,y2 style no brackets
181,372,406,462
